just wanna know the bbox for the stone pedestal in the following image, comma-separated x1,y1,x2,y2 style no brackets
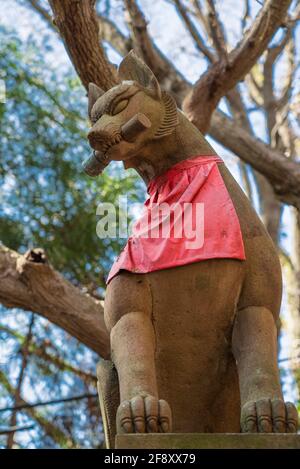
115,433,300,449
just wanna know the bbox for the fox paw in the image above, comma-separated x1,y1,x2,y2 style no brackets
241,398,298,433
117,394,172,433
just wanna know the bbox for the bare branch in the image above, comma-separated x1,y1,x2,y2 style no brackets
238,162,254,204
99,16,132,56
25,0,132,60
46,0,187,102
1,324,98,383
225,88,254,203
183,0,292,133
242,0,250,32
260,22,297,159
0,393,98,413
6,314,34,448
262,27,292,142
266,26,291,65
226,88,253,132
205,0,228,60
31,345,97,384
277,33,297,109
190,0,210,32
0,370,77,447
210,110,300,209
25,0,56,30
124,0,163,70
0,425,34,435
172,0,215,62
226,86,283,244
0,246,109,357
246,68,264,107
122,0,188,101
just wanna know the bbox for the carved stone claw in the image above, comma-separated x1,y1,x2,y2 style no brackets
116,394,172,434
286,402,299,433
241,398,299,433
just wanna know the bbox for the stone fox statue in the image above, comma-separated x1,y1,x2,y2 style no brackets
86,51,298,447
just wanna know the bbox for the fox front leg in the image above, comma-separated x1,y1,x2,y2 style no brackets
104,273,172,434
233,306,298,433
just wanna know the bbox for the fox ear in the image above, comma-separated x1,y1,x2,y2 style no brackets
118,50,161,100
88,83,105,119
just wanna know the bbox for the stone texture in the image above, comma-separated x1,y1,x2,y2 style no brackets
115,433,300,449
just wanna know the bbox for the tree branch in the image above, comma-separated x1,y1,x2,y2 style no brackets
0,324,97,384
31,345,97,385
183,0,292,133
6,314,35,448
210,110,300,209
241,0,250,32
0,246,109,357
225,86,283,244
225,87,254,204
124,0,158,66
48,0,117,90
0,370,77,447
190,0,210,33
0,393,98,413
205,0,228,60
98,16,132,56
25,0,56,30
246,68,264,107
263,29,292,148
277,32,297,110
123,0,188,101
25,0,132,58
0,425,34,435
172,0,215,62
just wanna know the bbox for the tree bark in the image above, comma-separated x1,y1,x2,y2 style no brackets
48,0,117,90
0,246,109,357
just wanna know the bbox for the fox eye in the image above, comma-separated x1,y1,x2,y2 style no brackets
112,99,128,115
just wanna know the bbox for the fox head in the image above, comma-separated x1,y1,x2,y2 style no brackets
86,51,179,173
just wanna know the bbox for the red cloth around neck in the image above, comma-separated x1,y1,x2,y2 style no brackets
107,155,245,284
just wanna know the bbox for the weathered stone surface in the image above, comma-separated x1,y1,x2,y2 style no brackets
115,433,300,449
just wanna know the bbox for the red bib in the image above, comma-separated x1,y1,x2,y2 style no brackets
107,155,245,284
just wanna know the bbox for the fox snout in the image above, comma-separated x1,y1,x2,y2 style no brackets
88,125,121,152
